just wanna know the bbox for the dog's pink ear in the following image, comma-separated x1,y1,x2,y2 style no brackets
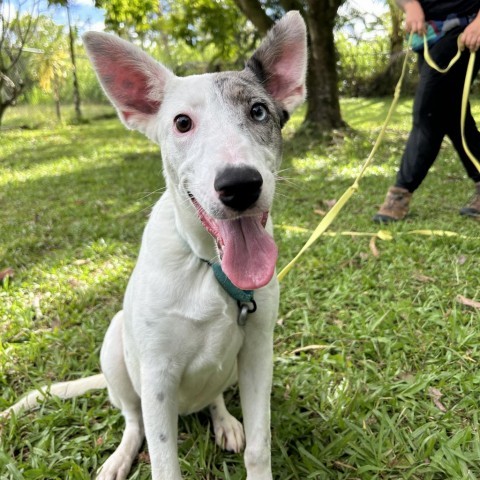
83,32,174,134
247,11,307,114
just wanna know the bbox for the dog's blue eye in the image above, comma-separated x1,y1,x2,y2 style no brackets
174,114,192,133
250,103,269,122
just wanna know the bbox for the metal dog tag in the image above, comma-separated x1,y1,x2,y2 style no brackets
237,304,250,326
237,300,257,326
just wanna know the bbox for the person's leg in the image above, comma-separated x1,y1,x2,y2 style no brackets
443,52,480,183
448,102,480,217
395,30,468,191
439,41,480,217
394,71,445,192
374,30,467,222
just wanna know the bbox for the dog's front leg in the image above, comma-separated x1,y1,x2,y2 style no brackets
238,323,274,480
141,363,182,480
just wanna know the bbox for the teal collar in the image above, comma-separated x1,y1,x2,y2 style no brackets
202,259,256,326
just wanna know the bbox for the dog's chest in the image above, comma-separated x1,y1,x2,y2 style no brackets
178,310,244,413
123,241,247,411
125,293,245,413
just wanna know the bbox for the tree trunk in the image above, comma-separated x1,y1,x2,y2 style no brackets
53,73,62,122
66,4,82,121
0,73,24,127
389,0,404,56
234,0,274,34
303,0,345,130
0,103,7,127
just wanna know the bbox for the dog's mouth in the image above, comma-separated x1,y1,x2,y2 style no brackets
190,195,278,290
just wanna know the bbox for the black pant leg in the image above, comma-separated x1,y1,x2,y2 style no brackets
395,29,478,191
443,53,480,183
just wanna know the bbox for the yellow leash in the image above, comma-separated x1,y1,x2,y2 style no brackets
277,35,479,282
422,35,462,73
276,224,480,242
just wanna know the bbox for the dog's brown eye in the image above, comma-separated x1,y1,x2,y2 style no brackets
250,103,269,122
174,114,192,133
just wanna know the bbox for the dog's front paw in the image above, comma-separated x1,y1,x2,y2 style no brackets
212,413,245,453
96,453,133,480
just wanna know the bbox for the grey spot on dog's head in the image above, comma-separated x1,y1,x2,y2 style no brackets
157,392,165,403
213,70,284,156
159,433,168,442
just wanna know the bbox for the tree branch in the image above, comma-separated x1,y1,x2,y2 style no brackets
232,0,274,34
279,0,305,14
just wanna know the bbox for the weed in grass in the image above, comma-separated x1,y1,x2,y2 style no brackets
1,100,479,479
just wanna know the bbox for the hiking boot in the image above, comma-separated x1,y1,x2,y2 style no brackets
459,182,480,218
373,186,412,223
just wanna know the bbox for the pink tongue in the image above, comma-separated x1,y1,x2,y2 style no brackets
218,216,278,290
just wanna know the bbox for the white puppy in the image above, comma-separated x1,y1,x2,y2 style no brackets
2,12,307,480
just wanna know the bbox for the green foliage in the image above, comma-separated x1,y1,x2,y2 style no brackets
95,0,255,74
24,16,69,101
159,0,254,71
0,9,39,111
336,3,419,98
94,0,160,40
336,33,421,97
21,46,106,107
336,33,390,96
1,99,480,478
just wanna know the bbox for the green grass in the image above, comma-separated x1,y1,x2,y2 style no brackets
1,98,479,480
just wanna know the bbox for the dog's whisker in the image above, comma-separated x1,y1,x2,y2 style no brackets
274,169,295,178
136,188,167,201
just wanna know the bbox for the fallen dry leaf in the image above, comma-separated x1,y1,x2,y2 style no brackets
428,387,447,412
413,273,434,283
323,199,337,209
314,208,327,216
32,295,43,320
457,295,480,309
0,267,14,284
369,236,379,257
287,344,330,356
137,452,151,464
72,259,91,266
457,255,467,265
333,460,357,471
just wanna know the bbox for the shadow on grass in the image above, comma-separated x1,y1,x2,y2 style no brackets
1,123,160,172
1,153,165,272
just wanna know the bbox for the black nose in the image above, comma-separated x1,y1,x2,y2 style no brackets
214,166,263,212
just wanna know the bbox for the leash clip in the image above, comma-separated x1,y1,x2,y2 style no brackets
237,300,257,326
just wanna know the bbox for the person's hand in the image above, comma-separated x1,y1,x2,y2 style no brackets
404,1,426,35
460,15,480,51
